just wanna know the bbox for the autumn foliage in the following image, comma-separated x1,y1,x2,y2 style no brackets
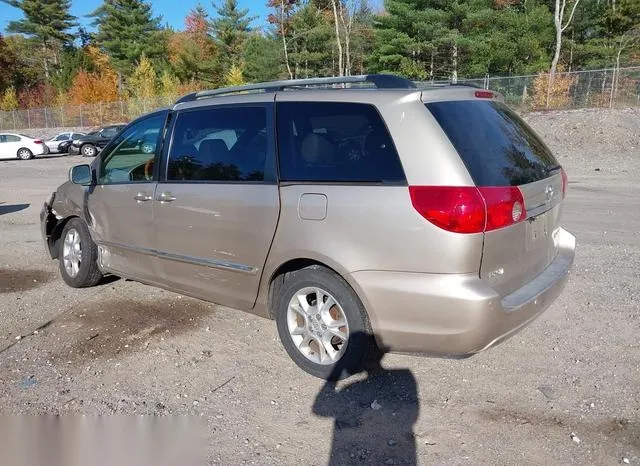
67,46,119,105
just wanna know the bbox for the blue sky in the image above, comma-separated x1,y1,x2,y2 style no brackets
0,0,272,35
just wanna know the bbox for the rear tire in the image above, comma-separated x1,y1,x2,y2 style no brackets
58,218,103,288
17,148,33,160
81,144,97,157
274,265,378,380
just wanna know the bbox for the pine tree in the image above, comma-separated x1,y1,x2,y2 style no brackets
3,0,76,79
210,0,255,69
89,0,163,78
243,34,283,82
0,86,19,111
225,63,245,85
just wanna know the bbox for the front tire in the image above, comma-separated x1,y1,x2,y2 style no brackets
81,144,97,157
275,265,378,380
58,218,103,288
17,148,33,160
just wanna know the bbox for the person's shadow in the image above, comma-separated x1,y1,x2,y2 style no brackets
312,332,419,465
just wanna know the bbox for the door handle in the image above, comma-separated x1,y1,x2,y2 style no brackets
134,192,152,202
158,192,176,203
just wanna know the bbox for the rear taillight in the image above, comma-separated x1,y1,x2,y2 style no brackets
409,186,527,234
560,168,568,198
34,139,43,144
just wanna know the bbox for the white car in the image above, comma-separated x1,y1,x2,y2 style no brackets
44,131,86,153
0,133,47,160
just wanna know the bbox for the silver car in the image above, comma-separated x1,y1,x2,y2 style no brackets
44,132,86,154
41,74,575,379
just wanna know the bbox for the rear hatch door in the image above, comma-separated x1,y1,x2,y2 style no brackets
426,98,565,296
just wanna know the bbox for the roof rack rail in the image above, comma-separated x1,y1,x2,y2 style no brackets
174,74,417,104
419,80,485,90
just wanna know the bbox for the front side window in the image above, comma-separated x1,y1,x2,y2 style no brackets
98,113,166,185
167,106,268,182
277,102,405,183
101,128,119,138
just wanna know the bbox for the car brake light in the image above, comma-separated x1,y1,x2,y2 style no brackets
409,186,527,234
560,168,568,198
34,139,43,144
474,90,494,99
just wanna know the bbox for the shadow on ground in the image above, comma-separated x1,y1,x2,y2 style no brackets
0,203,30,216
313,332,419,465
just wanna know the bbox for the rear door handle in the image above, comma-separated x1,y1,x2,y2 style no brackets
158,192,176,203
134,192,152,202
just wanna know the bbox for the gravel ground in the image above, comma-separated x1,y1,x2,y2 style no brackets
0,109,639,465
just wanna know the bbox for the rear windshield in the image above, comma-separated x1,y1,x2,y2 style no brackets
426,100,559,186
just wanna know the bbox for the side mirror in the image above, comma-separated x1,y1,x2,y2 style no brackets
70,164,93,185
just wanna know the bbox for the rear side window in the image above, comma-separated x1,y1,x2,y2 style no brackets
167,106,269,182
427,101,559,186
277,102,405,183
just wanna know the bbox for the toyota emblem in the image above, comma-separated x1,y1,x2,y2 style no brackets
545,184,554,201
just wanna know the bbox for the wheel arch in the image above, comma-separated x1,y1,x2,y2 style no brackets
48,215,80,259
263,256,373,328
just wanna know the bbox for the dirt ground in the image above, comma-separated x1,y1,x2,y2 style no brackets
0,108,639,465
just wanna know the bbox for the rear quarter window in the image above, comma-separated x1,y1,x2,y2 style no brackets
426,100,559,186
277,102,405,183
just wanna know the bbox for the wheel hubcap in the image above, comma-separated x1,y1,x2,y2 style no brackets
62,228,82,278
287,287,349,365
83,146,93,155
18,150,29,159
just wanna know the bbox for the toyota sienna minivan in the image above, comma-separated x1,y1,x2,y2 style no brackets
41,74,575,379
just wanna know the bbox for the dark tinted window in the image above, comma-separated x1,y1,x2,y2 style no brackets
427,101,558,186
277,102,405,183
167,106,268,182
101,127,119,138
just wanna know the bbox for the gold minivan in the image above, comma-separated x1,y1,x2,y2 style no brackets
41,75,575,379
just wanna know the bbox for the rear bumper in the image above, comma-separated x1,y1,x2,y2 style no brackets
349,228,576,356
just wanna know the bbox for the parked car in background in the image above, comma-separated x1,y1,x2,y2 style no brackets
69,124,126,157
0,133,47,160
45,132,86,154
41,74,575,380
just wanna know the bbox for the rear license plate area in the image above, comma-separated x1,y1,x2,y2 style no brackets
526,215,549,251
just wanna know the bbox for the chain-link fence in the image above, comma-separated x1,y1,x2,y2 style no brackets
420,66,640,111
0,95,179,132
1,67,639,131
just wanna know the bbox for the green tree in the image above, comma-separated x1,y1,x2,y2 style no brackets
289,3,334,78
51,47,95,92
89,0,164,79
2,35,43,91
210,0,255,69
2,0,76,78
242,34,283,82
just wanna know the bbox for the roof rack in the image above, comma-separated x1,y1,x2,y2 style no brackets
419,80,485,90
174,74,417,104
